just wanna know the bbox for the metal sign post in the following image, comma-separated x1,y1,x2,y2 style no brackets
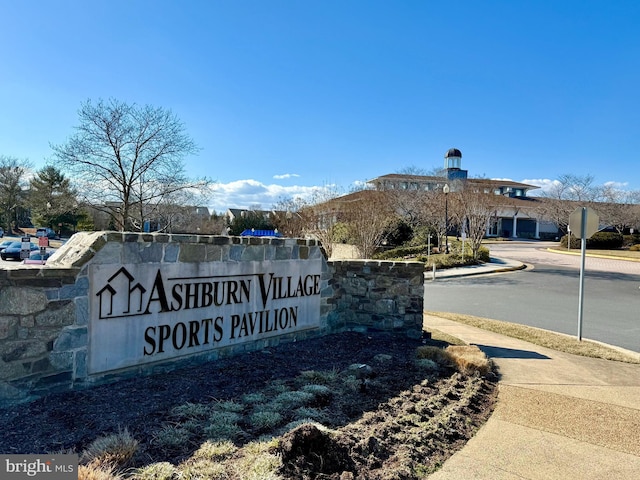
577,209,587,341
20,236,30,260
568,206,600,341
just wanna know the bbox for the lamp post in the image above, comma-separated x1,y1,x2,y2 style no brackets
443,184,450,254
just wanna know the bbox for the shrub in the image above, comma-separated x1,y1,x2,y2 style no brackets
171,402,210,420
268,390,316,410
132,462,177,480
445,345,491,376
78,461,123,480
204,411,244,441
561,232,624,249
630,244,640,252
152,425,193,452
587,231,623,249
296,368,339,385
249,410,283,431
191,440,237,461
81,428,138,467
624,234,640,246
559,234,581,249
415,346,453,367
373,244,430,260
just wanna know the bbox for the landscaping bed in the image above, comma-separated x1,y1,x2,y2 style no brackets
0,331,497,479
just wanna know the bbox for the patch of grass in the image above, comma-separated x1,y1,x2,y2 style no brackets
426,328,468,346
191,440,237,461
214,400,245,413
414,358,440,370
262,380,290,396
170,402,210,420
292,406,330,423
204,411,244,441
249,409,284,432
416,346,453,367
242,392,267,404
428,311,640,364
268,390,315,410
296,368,340,385
78,461,123,480
231,440,282,480
178,458,229,479
81,428,138,467
445,345,491,376
131,462,176,480
152,425,194,452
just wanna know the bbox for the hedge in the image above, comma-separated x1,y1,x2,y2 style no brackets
560,231,624,249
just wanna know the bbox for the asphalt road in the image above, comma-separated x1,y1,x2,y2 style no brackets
425,241,640,353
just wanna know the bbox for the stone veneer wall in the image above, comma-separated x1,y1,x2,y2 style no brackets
327,260,424,339
0,232,423,407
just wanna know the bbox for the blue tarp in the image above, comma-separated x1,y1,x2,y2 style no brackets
240,229,282,237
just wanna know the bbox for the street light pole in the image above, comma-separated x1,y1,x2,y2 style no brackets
443,184,450,254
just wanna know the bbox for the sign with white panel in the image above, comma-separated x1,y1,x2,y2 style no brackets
88,259,322,374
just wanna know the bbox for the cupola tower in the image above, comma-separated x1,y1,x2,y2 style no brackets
444,148,468,180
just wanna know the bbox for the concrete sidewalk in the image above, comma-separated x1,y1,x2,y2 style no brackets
423,314,640,479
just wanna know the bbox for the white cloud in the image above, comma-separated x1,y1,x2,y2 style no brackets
273,173,300,180
603,180,628,189
520,178,558,196
207,179,329,213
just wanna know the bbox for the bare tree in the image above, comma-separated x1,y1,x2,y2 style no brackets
396,165,445,177
51,98,208,231
450,187,503,260
596,185,640,234
271,196,309,238
341,190,396,258
534,174,599,233
0,155,32,233
274,185,344,256
544,174,599,202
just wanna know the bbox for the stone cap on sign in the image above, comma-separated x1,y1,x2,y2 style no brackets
45,231,327,269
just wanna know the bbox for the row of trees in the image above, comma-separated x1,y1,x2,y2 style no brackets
260,173,640,262
0,156,84,235
537,173,640,234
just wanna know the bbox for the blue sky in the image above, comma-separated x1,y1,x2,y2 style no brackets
1,1,639,212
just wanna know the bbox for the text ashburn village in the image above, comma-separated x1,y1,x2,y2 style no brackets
141,271,322,356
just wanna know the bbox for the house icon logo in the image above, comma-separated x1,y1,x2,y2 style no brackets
95,267,148,319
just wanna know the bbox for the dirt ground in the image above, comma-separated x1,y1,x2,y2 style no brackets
0,331,497,479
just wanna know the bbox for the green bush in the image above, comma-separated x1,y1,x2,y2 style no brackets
560,234,581,249
373,244,431,260
561,232,623,250
587,232,624,249
623,234,640,246
374,242,489,266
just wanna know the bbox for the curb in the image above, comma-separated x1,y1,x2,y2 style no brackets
547,248,640,262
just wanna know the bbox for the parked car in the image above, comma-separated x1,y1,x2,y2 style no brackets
0,240,13,252
22,250,56,265
35,227,58,239
0,242,39,260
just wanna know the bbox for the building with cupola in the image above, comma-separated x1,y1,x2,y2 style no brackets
365,148,557,239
